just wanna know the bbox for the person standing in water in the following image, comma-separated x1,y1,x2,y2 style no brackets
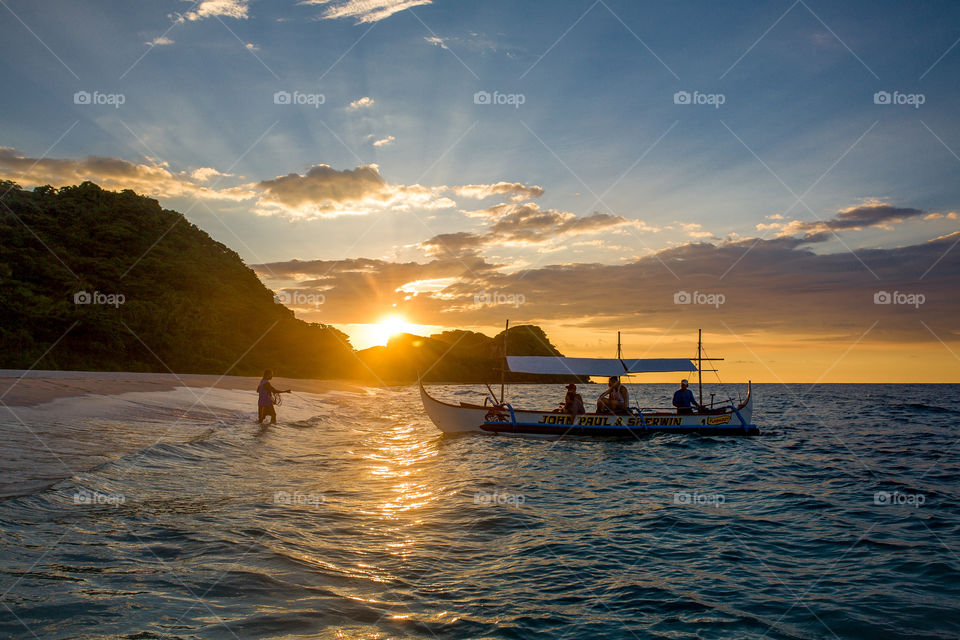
257,369,290,424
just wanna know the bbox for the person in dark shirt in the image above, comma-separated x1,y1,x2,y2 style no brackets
672,379,700,415
562,383,586,415
257,369,290,424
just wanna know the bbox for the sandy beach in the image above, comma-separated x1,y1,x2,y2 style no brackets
0,370,361,407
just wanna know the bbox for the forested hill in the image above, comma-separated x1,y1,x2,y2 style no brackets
357,326,579,384
0,181,568,381
0,180,355,377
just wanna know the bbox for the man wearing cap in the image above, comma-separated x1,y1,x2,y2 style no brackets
563,383,586,415
672,379,700,415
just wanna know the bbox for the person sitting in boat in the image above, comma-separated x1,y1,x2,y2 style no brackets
672,379,700,415
562,383,586,415
596,376,630,415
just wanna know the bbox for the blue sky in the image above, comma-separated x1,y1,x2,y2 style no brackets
2,0,959,372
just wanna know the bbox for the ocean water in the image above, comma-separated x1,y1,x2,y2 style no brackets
0,381,958,639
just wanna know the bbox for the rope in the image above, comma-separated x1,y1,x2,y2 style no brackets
700,345,739,407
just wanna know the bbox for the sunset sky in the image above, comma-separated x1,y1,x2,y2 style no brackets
1,0,958,381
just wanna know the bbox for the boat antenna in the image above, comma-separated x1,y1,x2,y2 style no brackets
500,319,509,404
617,331,622,359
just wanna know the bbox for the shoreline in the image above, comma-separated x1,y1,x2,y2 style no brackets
0,370,363,407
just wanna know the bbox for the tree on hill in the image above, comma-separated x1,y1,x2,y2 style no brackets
0,180,354,377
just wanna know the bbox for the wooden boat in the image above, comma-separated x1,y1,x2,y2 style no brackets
419,329,758,437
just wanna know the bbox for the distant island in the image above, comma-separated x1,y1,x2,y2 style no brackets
0,180,570,384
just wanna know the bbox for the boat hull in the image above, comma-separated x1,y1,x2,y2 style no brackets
419,382,758,437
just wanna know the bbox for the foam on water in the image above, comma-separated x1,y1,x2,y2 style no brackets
0,382,958,639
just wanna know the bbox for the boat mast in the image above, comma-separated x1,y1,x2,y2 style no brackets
617,331,621,359
693,330,723,407
698,329,703,408
499,319,509,403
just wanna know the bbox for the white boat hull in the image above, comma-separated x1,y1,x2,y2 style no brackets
420,382,757,436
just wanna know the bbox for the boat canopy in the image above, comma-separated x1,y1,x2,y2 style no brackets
505,356,697,376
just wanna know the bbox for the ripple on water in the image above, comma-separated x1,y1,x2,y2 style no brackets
0,384,959,639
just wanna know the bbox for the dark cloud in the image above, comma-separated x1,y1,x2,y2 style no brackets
0,147,249,201
257,165,387,207
419,202,642,255
760,203,926,237
253,164,455,217
255,230,960,343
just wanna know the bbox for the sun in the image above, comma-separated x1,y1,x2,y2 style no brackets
370,314,416,346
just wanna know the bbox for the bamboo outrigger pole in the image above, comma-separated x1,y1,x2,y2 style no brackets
500,319,509,404
698,329,704,408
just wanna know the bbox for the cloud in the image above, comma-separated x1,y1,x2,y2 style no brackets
254,229,960,342
421,232,487,257
302,0,432,23
679,222,715,239
924,212,958,221
0,147,252,201
759,202,926,237
453,181,544,202
348,96,374,110
190,167,232,182
254,163,454,218
372,135,395,147
181,0,249,21
422,32,517,56
146,36,174,46
417,202,648,258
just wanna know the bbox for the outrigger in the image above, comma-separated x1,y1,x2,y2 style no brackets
419,324,758,437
